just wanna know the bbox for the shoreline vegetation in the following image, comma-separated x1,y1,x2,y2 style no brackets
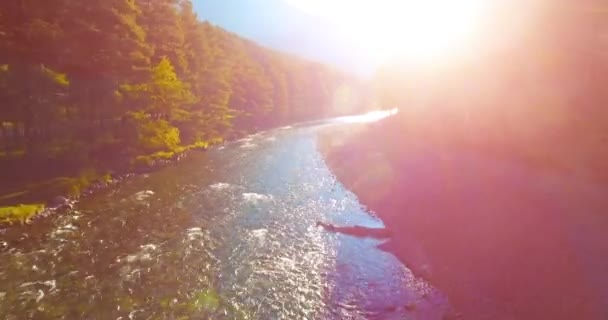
0,0,368,224
317,119,606,320
0,139,213,225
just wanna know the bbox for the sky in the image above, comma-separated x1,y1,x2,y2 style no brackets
191,0,374,75
191,0,491,76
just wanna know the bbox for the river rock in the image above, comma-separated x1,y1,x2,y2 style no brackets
133,190,155,201
48,196,73,210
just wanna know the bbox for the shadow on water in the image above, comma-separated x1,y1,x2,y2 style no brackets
0,118,448,319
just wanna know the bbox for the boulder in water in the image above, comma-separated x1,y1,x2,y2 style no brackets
133,190,155,201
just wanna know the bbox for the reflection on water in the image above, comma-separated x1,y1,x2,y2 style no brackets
333,108,399,124
0,120,448,319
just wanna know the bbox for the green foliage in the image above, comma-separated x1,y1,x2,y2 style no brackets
189,289,220,313
47,169,99,197
40,65,69,87
151,150,175,160
0,0,365,207
0,204,45,224
138,0,188,76
131,114,181,153
135,57,197,120
101,173,113,183
132,149,183,170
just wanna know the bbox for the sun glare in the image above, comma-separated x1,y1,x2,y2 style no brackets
285,0,486,65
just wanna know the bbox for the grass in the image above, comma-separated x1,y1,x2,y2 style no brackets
131,140,217,170
0,204,45,224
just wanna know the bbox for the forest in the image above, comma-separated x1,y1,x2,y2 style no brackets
0,0,365,200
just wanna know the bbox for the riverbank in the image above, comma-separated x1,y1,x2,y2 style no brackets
0,141,217,225
0,114,367,226
0,122,447,319
317,118,607,320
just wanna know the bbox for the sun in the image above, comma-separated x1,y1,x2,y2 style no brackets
285,0,486,65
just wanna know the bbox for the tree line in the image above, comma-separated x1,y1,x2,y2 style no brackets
0,0,364,177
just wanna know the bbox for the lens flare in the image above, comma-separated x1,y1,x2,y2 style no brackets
285,0,487,65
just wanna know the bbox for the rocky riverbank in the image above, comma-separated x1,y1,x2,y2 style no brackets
317,118,607,320
0,146,207,226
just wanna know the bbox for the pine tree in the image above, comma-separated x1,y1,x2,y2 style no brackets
0,0,359,173
137,0,188,77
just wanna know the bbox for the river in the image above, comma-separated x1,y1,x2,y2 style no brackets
0,114,450,319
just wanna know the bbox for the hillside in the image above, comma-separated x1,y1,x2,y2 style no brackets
0,0,366,208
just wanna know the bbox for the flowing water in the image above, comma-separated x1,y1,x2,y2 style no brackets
0,115,450,319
